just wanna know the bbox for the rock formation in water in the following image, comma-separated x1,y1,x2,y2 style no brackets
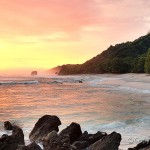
29,115,61,142
128,140,150,150
18,142,42,150
89,131,121,150
31,71,38,76
59,122,82,144
0,125,24,150
4,121,14,130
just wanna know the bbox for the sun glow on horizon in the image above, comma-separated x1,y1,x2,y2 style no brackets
0,0,150,74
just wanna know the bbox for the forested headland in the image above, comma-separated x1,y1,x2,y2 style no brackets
51,33,150,75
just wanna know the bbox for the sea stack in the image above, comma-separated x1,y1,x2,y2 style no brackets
31,71,38,76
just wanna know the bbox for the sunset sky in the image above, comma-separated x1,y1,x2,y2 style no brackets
0,0,150,74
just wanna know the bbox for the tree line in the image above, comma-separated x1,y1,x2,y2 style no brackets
58,33,150,75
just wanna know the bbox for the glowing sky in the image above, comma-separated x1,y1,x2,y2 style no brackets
0,0,150,73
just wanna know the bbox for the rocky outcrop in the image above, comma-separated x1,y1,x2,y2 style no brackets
78,80,83,83
0,126,25,150
59,122,82,144
42,122,82,150
4,121,14,130
29,115,61,142
89,131,121,150
2,115,150,150
72,131,107,149
42,130,107,150
0,134,18,150
128,140,150,150
12,126,25,145
31,71,37,76
18,142,42,150
43,131,73,150
72,141,88,149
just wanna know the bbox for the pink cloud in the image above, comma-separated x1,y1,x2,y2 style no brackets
0,0,149,42
0,0,98,36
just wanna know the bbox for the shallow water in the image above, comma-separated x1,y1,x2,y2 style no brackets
0,74,149,149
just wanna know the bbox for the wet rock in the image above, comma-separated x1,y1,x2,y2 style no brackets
78,131,107,146
128,140,150,150
19,142,42,150
43,130,59,146
29,115,61,142
4,121,13,130
89,131,121,150
12,126,25,145
43,131,71,150
0,126,25,150
73,131,107,149
72,141,88,149
59,122,82,144
0,138,18,150
78,80,83,83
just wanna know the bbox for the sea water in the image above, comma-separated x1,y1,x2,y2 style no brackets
0,74,149,149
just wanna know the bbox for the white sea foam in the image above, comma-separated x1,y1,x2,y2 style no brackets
118,86,150,93
0,80,39,85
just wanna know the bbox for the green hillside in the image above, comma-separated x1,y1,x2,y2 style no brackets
58,33,150,75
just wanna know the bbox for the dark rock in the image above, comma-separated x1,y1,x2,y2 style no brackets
72,141,88,149
43,131,71,150
4,121,13,130
128,140,150,150
89,131,107,145
0,138,18,150
1,134,8,139
19,142,42,150
0,126,25,150
31,71,37,76
73,131,107,149
89,131,121,150
12,126,25,145
43,130,59,146
77,131,107,146
29,115,61,142
78,80,83,83
59,122,82,144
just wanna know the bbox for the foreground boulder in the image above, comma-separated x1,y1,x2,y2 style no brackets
18,142,42,150
72,131,107,149
72,141,88,150
43,131,74,150
128,140,150,150
0,134,18,150
12,126,25,145
78,131,107,145
0,126,25,150
59,122,82,144
89,131,121,150
4,121,14,130
43,125,107,150
29,115,61,142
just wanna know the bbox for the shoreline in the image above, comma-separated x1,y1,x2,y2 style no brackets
1,116,150,150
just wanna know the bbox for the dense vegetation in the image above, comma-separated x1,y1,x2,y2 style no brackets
145,48,150,73
58,33,150,75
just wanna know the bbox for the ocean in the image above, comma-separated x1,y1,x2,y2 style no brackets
0,74,149,149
